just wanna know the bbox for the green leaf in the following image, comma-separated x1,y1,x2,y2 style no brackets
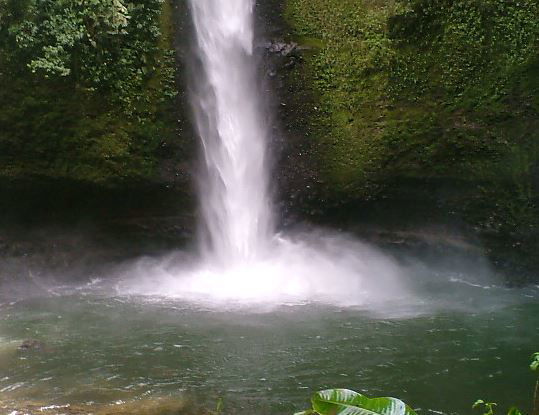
473,400,486,408
531,353,539,371
215,397,224,414
472,400,497,415
507,407,523,415
308,389,417,415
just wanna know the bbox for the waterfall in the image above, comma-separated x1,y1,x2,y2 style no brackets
120,0,408,306
188,0,273,265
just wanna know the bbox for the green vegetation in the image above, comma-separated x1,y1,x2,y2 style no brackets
0,0,178,185
531,353,539,372
295,389,417,415
473,400,500,415
532,353,539,415
285,0,539,272
473,401,523,415
297,353,539,415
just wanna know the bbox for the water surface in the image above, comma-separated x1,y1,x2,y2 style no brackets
1,278,537,414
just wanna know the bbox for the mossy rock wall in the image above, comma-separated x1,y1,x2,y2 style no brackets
282,0,539,276
0,0,195,221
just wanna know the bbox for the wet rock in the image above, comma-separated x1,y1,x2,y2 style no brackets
0,397,208,415
283,57,297,69
18,339,45,352
265,41,298,57
0,402,92,415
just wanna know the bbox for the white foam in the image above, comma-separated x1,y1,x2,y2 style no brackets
119,230,408,307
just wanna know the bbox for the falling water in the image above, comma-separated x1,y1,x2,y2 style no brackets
120,0,411,305
189,0,273,264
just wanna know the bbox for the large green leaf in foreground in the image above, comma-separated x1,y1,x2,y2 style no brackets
295,389,418,415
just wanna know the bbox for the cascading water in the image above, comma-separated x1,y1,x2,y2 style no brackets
189,0,273,265
120,0,409,306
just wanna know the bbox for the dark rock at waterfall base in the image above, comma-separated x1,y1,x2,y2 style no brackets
18,339,45,352
264,41,298,57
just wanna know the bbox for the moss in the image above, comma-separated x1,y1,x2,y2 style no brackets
284,0,539,275
0,0,179,187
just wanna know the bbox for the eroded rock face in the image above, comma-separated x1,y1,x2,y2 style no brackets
264,41,298,57
255,0,327,224
256,0,539,282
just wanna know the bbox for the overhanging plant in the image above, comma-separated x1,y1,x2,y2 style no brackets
294,388,418,415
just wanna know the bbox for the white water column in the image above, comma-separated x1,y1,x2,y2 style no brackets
188,0,274,265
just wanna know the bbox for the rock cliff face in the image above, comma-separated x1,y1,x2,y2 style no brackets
264,0,539,281
0,0,198,275
0,0,195,225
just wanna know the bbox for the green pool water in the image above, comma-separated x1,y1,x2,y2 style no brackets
0,277,538,415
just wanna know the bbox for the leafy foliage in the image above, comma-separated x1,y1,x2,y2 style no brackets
473,400,498,415
1,0,177,113
7,0,129,75
389,0,539,100
295,389,418,415
299,355,538,415
473,402,524,415
473,353,539,415
0,0,180,184
531,353,539,372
